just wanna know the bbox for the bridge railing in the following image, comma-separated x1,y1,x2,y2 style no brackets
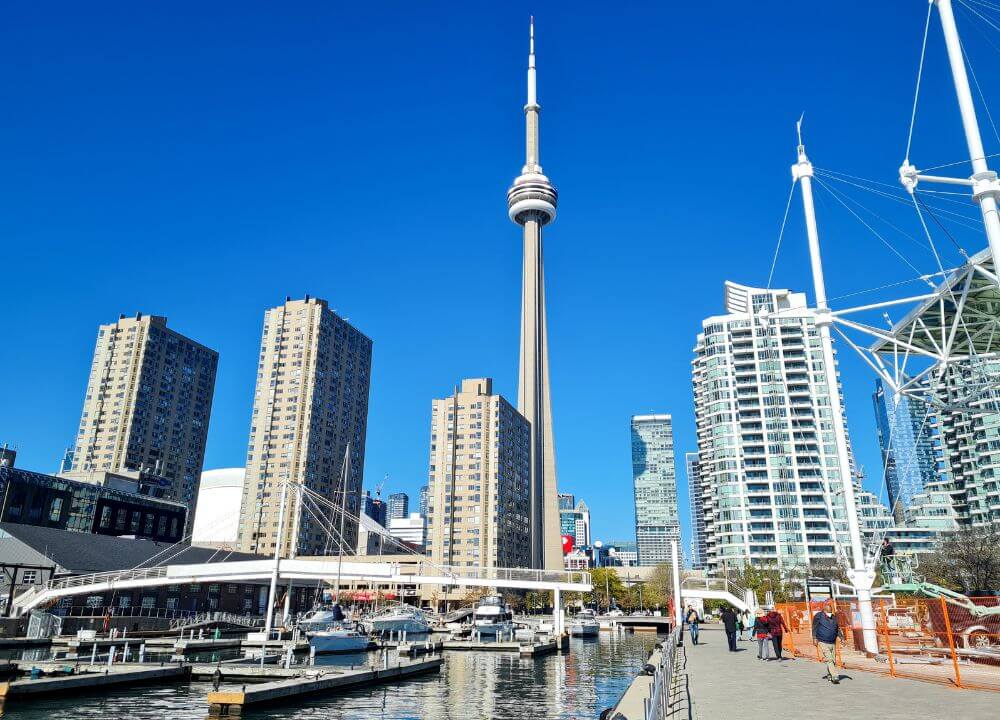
45,565,171,592
404,562,591,588
681,576,746,600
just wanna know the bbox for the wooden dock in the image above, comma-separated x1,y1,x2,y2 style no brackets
0,665,191,703
206,656,443,715
441,638,560,656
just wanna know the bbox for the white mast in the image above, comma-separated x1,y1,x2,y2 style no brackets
334,442,351,602
261,480,289,666
792,127,879,655
901,0,1000,267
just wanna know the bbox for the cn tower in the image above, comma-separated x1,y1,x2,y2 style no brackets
506,18,562,571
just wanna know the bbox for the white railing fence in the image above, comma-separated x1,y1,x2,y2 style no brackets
644,627,681,720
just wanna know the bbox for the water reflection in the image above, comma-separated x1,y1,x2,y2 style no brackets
0,632,657,719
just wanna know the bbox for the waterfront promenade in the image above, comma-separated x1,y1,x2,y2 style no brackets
684,628,996,720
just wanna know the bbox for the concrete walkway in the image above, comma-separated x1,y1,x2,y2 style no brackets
683,627,996,720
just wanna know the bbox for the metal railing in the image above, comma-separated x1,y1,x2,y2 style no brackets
407,561,591,587
169,611,263,630
644,627,681,720
681,575,746,600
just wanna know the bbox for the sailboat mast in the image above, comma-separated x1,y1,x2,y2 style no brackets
334,442,351,602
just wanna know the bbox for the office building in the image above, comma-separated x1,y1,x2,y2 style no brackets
692,282,868,572
631,415,680,566
559,498,590,547
63,313,217,522
363,491,387,527
419,485,429,516
872,378,942,519
387,492,409,520
0,453,186,543
425,379,531,582
389,513,426,549
686,452,707,570
237,297,373,557
606,540,639,568
558,493,575,511
191,468,245,548
506,20,563,570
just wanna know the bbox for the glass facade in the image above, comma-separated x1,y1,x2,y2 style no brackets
631,415,680,567
872,378,941,517
0,465,186,542
686,452,707,570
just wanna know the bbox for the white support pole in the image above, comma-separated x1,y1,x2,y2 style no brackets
261,481,289,667
794,143,879,655
670,540,682,630
283,483,301,623
553,588,561,636
935,0,1000,265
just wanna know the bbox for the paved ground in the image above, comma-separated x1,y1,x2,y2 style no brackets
682,627,996,720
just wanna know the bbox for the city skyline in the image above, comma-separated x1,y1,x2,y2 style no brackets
4,3,999,548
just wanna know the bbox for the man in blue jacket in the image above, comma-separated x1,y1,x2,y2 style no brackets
812,601,845,684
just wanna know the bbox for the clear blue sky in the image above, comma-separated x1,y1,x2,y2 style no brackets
2,1,997,552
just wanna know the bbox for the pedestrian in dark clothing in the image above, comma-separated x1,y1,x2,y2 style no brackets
812,601,845,684
684,605,701,645
764,608,788,659
720,607,739,651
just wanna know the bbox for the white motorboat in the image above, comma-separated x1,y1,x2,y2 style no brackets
306,627,370,654
298,605,371,654
568,609,600,637
365,604,431,635
472,595,513,637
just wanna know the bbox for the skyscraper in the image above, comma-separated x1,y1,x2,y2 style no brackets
506,18,562,571
630,415,680,567
557,493,575,511
425,379,531,579
387,492,409,520
418,485,429,517
559,498,590,547
686,452,707,570
237,297,372,557
872,378,941,519
64,313,218,522
692,282,860,572
363,491,387,527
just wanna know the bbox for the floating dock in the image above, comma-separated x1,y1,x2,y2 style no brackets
0,665,191,703
442,637,560,656
206,656,443,716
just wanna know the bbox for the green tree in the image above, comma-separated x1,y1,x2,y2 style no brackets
920,527,1000,593
588,568,625,609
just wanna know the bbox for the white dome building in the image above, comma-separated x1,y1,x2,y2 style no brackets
192,468,245,548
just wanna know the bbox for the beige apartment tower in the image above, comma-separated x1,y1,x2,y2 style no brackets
425,379,531,587
237,296,372,558
65,313,218,522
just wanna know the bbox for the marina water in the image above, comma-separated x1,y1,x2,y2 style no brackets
0,632,658,719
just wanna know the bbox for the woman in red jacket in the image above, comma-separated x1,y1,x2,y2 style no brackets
765,608,789,660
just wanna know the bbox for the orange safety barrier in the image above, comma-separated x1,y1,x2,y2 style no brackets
774,595,1000,692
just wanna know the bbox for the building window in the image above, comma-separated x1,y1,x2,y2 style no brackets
49,498,64,523
21,570,36,584
86,596,103,608
99,506,112,529
166,597,179,610
141,596,156,609
118,596,131,608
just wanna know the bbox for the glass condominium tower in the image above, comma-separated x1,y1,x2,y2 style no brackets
692,282,861,573
630,415,680,566
872,378,941,519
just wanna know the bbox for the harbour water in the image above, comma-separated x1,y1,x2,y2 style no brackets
0,632,658,719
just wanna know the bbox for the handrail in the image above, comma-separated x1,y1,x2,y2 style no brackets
645,627,680,720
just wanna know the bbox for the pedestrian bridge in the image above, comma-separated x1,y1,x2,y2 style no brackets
12,557,592,615
680,577,754,611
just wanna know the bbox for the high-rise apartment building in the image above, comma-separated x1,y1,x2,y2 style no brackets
236,297,372,557
686,452,707,570
907,361,1000,530
630,415,680,567
64,313,217,522
387,492,409,521
692,282,866,572
425,379,531,579
364,491,387,527
872,378,941,519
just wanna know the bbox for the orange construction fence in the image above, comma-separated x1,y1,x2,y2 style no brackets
774,596,1000,692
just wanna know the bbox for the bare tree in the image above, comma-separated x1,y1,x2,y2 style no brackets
920,526,1000,593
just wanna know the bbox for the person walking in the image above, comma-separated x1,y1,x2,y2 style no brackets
684,604,701,645
740,609,753,641
812,601,845,684
752,608,772,660
765,607,789,660
720,606,738,651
